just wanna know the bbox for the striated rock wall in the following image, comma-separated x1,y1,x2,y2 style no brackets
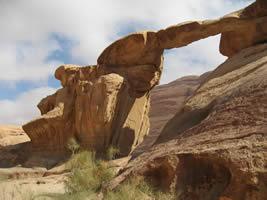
131,73,210,158
106,42,267,200
149,73,210,141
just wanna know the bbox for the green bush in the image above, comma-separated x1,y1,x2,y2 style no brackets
55,143,176,200
65,151,114,195
106,146,120,160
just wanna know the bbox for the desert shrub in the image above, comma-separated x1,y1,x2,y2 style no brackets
47,143,119,199
54,143,176,200
65,151,114,195
104,177,150,200
66,150,95,170
104,177,177,200
106,146,120,160
67,137,80,155
45,149,115,200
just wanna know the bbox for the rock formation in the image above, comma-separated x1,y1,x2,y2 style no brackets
0,125,29,147
131,73,210,157
23,65,151,155
105,41,267,200
149,73,210,142
23,0,267,158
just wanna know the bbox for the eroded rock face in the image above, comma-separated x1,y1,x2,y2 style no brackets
149,73,210,141
23,65,150,155
220,0,267,57
23,0,267,157
106,43,267,200
98,31,164,94
131,73,210,158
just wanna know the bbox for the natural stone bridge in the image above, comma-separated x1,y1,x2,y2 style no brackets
23,0,267,155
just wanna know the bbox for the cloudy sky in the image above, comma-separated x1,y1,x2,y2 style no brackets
0,0,253,125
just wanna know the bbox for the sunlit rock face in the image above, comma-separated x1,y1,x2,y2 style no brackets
23,0,267,157
23,64,151,156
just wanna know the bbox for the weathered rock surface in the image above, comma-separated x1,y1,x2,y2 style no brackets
0,125,29,147
131,73,210,157
0,125,32,168
220,0,267,57
149,73,210,140
98,31,164,94
106,43,267,200
23,65,150,156
23,0,267,156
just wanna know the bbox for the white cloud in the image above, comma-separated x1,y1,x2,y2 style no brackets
0,40,61,83
0,87,57,125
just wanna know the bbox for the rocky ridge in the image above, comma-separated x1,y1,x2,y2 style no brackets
106,42,267,200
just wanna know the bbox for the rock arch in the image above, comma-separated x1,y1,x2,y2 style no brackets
23,0,267,155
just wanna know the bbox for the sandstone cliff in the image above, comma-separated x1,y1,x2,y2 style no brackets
23,65,151,156
23,0,267,159
132,73,210,157
106,42,267,200
149,73,210,141
96,1,267,199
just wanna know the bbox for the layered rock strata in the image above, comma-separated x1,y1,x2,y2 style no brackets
131,73,210,157
105,42,267,200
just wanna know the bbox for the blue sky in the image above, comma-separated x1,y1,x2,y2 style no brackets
0,0,253,125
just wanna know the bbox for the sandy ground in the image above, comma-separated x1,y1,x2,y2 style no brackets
0,125,66,200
